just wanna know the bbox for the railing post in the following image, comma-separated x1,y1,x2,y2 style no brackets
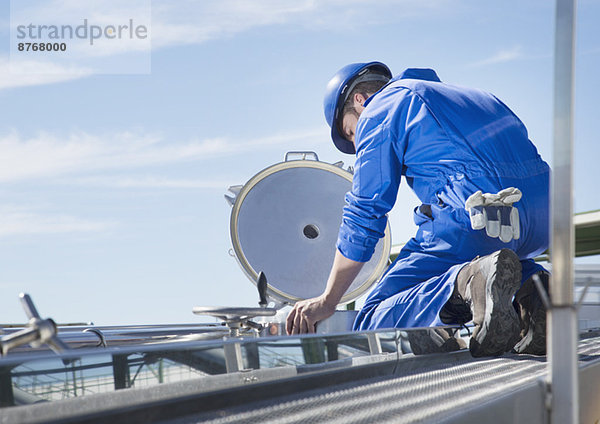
549,0,579,422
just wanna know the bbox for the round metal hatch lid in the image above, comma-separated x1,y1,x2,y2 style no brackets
229,157,391,305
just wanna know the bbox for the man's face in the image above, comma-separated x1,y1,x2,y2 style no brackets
340,92,368,147
341,111,359,144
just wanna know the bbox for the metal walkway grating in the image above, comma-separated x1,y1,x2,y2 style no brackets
168,336,600,424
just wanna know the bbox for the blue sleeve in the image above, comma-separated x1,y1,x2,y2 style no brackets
336,90,427,262
336,117,401,262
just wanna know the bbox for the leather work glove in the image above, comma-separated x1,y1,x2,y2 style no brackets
465,187,522,243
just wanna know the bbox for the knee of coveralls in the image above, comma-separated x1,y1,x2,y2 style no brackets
353,205,473,330
354,261,465,329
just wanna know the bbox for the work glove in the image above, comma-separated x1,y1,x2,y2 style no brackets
465,187,522,243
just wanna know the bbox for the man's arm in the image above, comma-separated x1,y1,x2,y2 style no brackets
286,250,365,335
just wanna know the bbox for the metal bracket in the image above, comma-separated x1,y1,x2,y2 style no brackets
367,333,382,355
576,276,593,308
83,328,107,347
284,151,319,162
223,341,244,373
224,184,243,207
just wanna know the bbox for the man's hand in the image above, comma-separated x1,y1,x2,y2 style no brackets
286,296,336,335
285,250,365,335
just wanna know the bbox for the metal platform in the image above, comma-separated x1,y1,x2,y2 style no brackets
1,330,599,424
161,334,600,424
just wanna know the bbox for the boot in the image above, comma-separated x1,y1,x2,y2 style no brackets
407,328,467,355
455,249,522,357
513,271,549,355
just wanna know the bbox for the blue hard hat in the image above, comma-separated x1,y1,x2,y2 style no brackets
323,62,392,154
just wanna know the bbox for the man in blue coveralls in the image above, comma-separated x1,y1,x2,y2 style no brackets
286,62,550,357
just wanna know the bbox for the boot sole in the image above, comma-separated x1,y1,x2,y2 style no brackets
470,249,522,357
514,276,548,355
513,300,547,355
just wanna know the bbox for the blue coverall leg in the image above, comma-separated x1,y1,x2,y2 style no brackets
354,199,548,330
353,168,549,330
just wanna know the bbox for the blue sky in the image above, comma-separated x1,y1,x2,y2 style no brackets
0,0,598,325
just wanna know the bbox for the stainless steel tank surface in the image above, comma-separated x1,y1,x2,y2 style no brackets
227,152,391,306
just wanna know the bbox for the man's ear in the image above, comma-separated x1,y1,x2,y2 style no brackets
353,92,368,108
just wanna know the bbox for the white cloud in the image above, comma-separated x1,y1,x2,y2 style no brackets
150,0,318,49
0,127,326,183
68,176,232,189
468,46,524,67
150,0,453,49
0,57,92,90
0,205,115,238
